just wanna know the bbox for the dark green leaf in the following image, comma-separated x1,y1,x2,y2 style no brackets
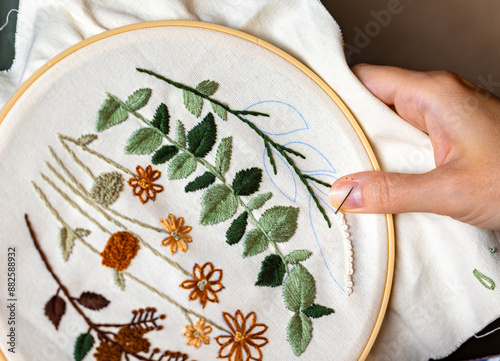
243,229,268,257
196,80,219,96
185,172,216,192
256,254,286,287
200,184,238,225
187,113,217,158
211,102,228,121
232,167,262,196
260,206,299,243
283,264,316,312
74,333,94,361
168,153,197,180
226,212,248,245
151,103,170,134
247,192,272,211
302,304,334,319
183,89,203,117
124,128,163,155
96,95,128,132
287,312,313,356
215,137,232,175
152,145,178,164
125,88,152,110
284,250,313,265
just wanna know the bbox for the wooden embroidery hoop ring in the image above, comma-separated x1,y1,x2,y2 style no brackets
0,20,395,361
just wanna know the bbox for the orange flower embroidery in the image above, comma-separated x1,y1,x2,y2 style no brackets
215,310,268,361
180,262,224,308
101,232,140,271
183,318,212,349
128,165,164,204
160,215,192,254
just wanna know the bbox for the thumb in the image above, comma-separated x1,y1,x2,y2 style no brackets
329,170,448,214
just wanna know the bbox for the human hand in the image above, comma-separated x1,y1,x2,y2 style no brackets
329,64,500,230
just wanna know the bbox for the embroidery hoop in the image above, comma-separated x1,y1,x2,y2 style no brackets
0,20,395,361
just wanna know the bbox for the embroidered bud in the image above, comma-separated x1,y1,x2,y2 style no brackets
90,172,124,206
115,325,151,354
101,232,140,271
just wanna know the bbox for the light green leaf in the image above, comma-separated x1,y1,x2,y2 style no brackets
76,134,98,146
473,269,495,290
200,184,238,225
243,229,268,257
59,227,76,262
287,312,313,356
125,88,152,110
124,128,163,155
215,137,232,175
247,192,272,211
283,264,316,312
183,90,203,117
284,250,313,265
260,206,299,243
176,120,187,148
96,95,128,132
74,333,94,361
74,228,91,238
196,80,219,96
113,269,125,291
211,102,228,121
168,153,197,180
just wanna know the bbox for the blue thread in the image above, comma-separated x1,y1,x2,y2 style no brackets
284,141,337,175
308,195,345,294
308,175,337,197
263,148,297,202
244,101,309,136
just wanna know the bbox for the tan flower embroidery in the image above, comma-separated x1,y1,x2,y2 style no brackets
183,318,212,349
160,215,192,254
180,262,224,308
100,232,140,271
215,310,268,361
128,165,164,204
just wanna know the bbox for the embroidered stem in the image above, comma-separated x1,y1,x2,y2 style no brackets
48,148,89,196
136,68,332,227
57,137,96,180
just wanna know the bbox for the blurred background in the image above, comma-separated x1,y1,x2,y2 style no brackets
0,0,18,71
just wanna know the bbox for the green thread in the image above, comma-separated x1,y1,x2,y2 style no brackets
226,212,248,245
284,250,313,265
96,95,128,132
187,113,217,158
152,145,179,165
125,88,151,111
287,312,313,357
255,254,286,287
59,227,90,262
214,136,232,175
211,101,228,121
260,206,299,243
247,192,272,211
232,167,262,196
303,174,331,188
113,269,126,291
151,103,170,135
302,304,334,319
199,184,238,225
124,127,163,155
196,80,219,96
75,134,98,147
185,172,216,193
283,264,316,313
265,143,277,175
473,269,495,290
74,333,94,361
89,172,123,207
176,120,187,147
168,153,197,180
490,247,497,253
242,229,268,258
183,89,203,117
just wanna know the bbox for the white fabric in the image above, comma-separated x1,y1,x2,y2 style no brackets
0,1,499,361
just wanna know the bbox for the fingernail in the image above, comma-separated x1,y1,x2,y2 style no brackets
329,182,362,210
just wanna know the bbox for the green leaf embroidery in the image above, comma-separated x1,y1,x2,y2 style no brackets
113,269,125,291
196,80,219,96
473,269,495,290
124,128,163,155
185,172,216,192
96,95,128,132
283,264,316,312
302,304,334,319
125,88,152,110
151,103,170,134
243,229,268,257
226,212,248,245
232,167,262,196
247,192,272,211
74,333,94,361
90,172,123,207
152,145,178,165
59,227,76,262
168,153,197,180
284,250,313,265
260,206,299,243
187,113,217,158
256,254,286,287
200,184,238,225
176,120,187,147
211,102,228,121
287,312,313,357
183,89,203,117
75,134,98,146
215,137,232,175
74,228,91,238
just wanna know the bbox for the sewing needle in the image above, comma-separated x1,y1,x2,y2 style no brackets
335,187,354,215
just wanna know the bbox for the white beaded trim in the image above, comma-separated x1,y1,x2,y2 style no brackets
336,211,354,296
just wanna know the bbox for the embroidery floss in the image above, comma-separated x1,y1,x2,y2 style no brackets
336,212,354,296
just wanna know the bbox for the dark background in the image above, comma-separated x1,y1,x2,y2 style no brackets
0,0,18,71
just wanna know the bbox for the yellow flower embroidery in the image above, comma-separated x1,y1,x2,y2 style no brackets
160,215,192,254
183,318,212,349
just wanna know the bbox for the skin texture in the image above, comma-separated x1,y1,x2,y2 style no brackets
329,64,500,230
